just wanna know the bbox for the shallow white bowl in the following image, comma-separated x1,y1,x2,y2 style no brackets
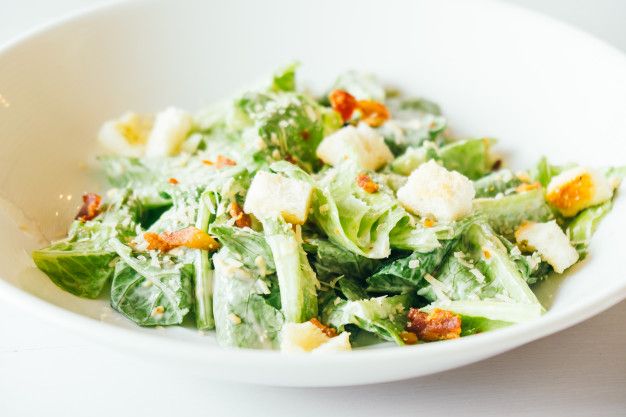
1,0,625,387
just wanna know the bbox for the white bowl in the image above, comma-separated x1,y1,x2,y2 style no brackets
1,0,625,387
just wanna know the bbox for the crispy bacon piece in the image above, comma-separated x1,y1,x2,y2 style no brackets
75,193,102,221
515,181,541,193
406,308,461,342
144,226,220,252
329,89,358,122
284,154,297,165
229,202,252,228
309,318,337,338
356,173,379,193
215,155,237,168
357,100,390,127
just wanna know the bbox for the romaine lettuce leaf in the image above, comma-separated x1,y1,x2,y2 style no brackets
473,189,553,239
32,193,138,298
566,200,613,258
381,98,447,155
109,239,193,326
367,238,457,293
438,138,494,180
423,300,542,324
271,62,298,92
311,162,419,258
236,91,340,172
32,243,117,299
323,294,413,345
473,169,521,198
212,248,284,349
193,191,218,330
464,223,542,306
262,216,319,323
302,237,380,283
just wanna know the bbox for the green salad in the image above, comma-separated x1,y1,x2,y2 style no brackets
33,65,623,352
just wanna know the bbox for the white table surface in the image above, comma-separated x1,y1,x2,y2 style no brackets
1,1,625,416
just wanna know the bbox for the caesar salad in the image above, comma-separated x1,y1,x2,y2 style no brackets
33,65,623,352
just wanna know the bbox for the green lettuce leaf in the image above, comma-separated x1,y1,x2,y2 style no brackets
566,200,613,258
438,138,494,180
212,248,284,349
366,239,457,294
262,216,319,323
473,169,521,198
473,189,553,239
323,294,413,345
312,161,429,258
302,237,380,282
236,91,340,172
271,62,298,92
109,239,193,326
32,193,138,298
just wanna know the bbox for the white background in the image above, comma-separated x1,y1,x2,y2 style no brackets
1,1,625,416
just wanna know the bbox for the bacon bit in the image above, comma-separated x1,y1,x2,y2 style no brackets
515,181,540,193
356,173,379,193
284,154,297,164
143,232,172,252
168,177,179,185
423,218,436,228
400,331,418,345
75,193,102,221
357,100,390,127
229,202,252,228
300,130,310,141
144,226,220,252
309,318,337,338
406,308,462,342
202,159,213,166
215,155,236,168
482,249,491,259
329,89,358,122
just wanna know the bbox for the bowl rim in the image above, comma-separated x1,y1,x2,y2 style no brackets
2,0,626,385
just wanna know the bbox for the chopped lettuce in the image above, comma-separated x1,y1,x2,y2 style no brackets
323,294,413,345
272,62,298,92
367,239,457,294
32,65,618,350
302,236,380,282
566,200,613,258
212,248,284,349
473,169,521,198
109,239,193,326
473,189,553,239
311,162,407,258
262,216,319,323
32,193,138,298
235,91,340,172
438,138,494,180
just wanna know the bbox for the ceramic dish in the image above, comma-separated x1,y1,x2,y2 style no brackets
0,0,625,386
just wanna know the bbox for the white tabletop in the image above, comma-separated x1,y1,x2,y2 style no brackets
1,1,625,416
